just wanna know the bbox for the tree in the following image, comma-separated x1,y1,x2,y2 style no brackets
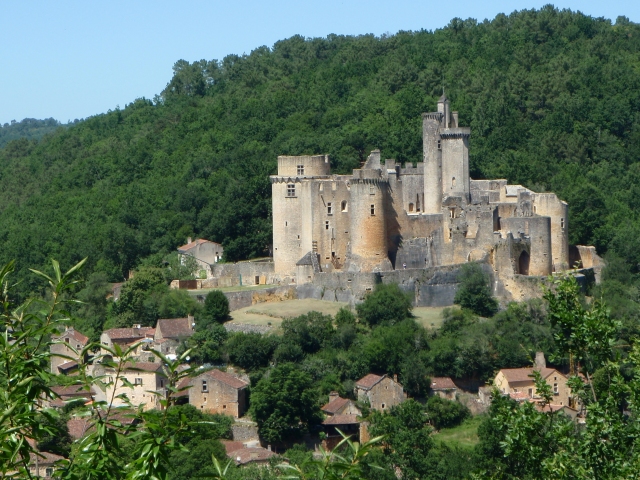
202,290,230,327
424,395,470,430
281,311,334,354
356,283,413,327
250,363,322,444
454,263,498,317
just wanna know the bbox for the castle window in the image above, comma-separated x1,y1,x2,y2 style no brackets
370,204,375,215
285,221,287,227
341,200,348,212
370,185,375,195
561,218,565,229
437,139,441,150
297,165,304,175
202,380,208,392
416,195,421,212
286,184,295,197
452,177,456,188
409,203,414,212
327,203,332,215
325,221,329,230
533,206,537,214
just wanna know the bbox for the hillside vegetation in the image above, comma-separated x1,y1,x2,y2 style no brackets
0,118,66,149
1,7,640,292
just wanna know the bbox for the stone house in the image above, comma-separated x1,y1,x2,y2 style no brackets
355,374,405,412
41,384,95,410
494,366,574,408
50,327,89,374
153,316,195,355
322,414,361,450
322,391,361,417
221,440,276,466
430,377,458,400
188,369,249,418
28,450,65,478
104,362,167,411
178,238,224,278
100,326,155,356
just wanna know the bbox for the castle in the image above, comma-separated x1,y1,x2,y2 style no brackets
208,96,600,306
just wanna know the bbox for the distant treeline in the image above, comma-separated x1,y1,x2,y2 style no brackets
0,118,69,149
1,6,639,294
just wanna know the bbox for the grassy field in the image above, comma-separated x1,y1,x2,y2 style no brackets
188,284,274,296
412,306,450,330
228,299,349,328
434,415,485,449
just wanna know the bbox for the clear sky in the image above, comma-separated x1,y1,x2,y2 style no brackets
1,1,638,125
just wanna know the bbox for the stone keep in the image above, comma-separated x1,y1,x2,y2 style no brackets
270,95,570,285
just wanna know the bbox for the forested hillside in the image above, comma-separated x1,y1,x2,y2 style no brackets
1,6,640,292
0,118,66,149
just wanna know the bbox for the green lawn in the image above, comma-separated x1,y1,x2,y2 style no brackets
227,299,349,329
412,306,453,330
187,284,274,295
434,415,485,449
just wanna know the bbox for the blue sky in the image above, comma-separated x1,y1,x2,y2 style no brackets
1,1,638,125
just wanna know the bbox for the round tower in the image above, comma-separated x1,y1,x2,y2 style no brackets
346,176,392,272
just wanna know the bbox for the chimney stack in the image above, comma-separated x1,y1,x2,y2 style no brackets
393,374,398,383
187,237,192,244
329,391,339,401
534,351,546,369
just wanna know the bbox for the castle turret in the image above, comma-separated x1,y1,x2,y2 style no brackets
423,111,442,214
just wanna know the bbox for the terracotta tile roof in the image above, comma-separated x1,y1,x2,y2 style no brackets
54,327,89,345
221,440,245,455
229,446,276,465
322,396,349,414
535,404,575,413
57,360,79,372
178,238,221,252
500,367,558,383
29,450,65,466
67,417,92,440
355,374,384,390
509,391,531,401
172,377,192,397
104,327,155,341
197,369,248,390
322,414,360,425
156,318,194,339
51,385,94,398
121,361,164,373
430,377,457,390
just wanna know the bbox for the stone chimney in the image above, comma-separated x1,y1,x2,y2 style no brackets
187,237,192,244
393,374,398,383
329,391,339,401
534,351,546,369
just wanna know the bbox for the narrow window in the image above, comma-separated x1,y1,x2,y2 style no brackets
553,383,558,394
297,165,304,175
286,184,295,197
416,195,421,212
437,139,442,150
369,185,375,195
202,380,208,392
223,404,227,409
285,221,287,227
528,388,533,397
370,204,375,215
561,218,565,229
533,206,537,214
65,338,70,343
341,200,348,212
255,276,260,285
381,403,386,409
325,221,330,230
452,177,456,188
409,203,414,212
327,203,332,215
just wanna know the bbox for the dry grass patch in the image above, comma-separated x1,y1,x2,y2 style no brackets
228,299,349,328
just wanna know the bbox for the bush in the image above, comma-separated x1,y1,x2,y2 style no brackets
425,395,471,430
202,290,230,327
356,283,413,327
454,263,498,317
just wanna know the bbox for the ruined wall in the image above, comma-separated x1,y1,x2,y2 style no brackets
532,193,569,271
500,216,552,276
209,261,276,287
441,130,470,201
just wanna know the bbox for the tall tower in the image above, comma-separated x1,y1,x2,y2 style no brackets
423,105,443,214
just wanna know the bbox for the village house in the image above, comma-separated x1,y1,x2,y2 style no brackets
103,362,167,411
493,353,575,408
178,238,224,278
187,369,249,418
221,440,276,466
41,384,94,410
153,316,195,355
50,327,89,374
27,450,65,479
430,377,458,400
322,391,361,417
100,325,155,356
355,374,405,412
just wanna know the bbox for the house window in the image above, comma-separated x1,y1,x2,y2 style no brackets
341,200,348,212
286,184,296,197
409,203,414,212
297,165,304,175
561,218,565,229
202,380,208,393
327,203,332,215
65,338,69,343
325,221,329,230
255,275,260,285
553,383,558,394
134,378,143,386
370,204,375,215
528,388,533,397
45,468,54,477
381,403,386,409
223,404,227,409
160,380,164,388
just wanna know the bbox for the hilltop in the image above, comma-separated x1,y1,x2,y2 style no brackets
1,6,639,293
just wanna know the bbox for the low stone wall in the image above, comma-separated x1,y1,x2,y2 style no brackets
224,324,273,334
210,261,279,288
231,422,260,443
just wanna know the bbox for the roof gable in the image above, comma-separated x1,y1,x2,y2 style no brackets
103,327,155,341
157,318,194,339
500,367,561,383
196,369,248,389
430,377,457,390
322,396,349,414
356,373,384,390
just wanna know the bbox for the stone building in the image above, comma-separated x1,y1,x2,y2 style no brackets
429,377,458,400
267,95,599,302
178,238,224,278
188,369,249,418
100,326,155,356
355,374,405,412
322,391,362,417
103,362,167,411
50,327,89,374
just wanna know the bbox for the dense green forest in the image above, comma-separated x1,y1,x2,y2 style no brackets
1,7,640,294
0,118,67,149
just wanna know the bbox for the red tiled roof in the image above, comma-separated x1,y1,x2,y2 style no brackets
54,327,89,345
322,414,360,425
156,318,194,339
535,404,574,413
172,377,192,397
29,450,65,466
104,327,155,341
322,396,349,414
57,360,79,372
67,417,92,440
500,367,558,383
121,361,164,373
221,440,245,455
355,374,384,390
430,377,457,390
509,391,531,401
229,447,276,465
51,385,94,398
178,238,221,252
197,369,248,390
